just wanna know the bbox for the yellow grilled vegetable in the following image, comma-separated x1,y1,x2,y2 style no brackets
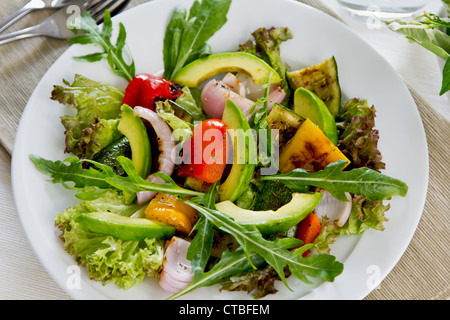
145,193,198,234
278,118,349,173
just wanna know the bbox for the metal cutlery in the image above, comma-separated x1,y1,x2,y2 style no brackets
0,0,80,33
0,0,130,46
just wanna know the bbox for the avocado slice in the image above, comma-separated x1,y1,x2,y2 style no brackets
293,87,338,145
219,99,256,202
172,52,282,87
215,193,322,234
287,56,341,117
75,211,176,241
118,104,152,204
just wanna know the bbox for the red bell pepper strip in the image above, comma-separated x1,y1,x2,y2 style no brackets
123,73,182,110
295,213,322,257
177,119,228,183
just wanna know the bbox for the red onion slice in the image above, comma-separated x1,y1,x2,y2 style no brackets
159,237,194,293
314,190,352,227
201,78,285,121
221,72,246,97
133,106,175,204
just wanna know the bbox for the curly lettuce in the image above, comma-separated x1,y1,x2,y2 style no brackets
55,189,164,289
336,98,385,172
51,74,125,159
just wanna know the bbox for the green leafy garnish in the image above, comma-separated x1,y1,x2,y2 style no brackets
29,155,203,199
68,10,135,82
385,11,450,95
155,100,194,144
262,160,408,202
185,182,218,275
163,0,232,80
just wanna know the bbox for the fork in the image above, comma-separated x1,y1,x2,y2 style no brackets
0,0,130,46
0,0,80,33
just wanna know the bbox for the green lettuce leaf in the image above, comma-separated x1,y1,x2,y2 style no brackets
155,100,194,144
55,189,164,289
174,86,206,122
51,74,125,159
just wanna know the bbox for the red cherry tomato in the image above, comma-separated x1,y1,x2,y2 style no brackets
123,73,182,110
177,119,228,183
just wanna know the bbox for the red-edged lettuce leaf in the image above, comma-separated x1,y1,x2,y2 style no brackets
336,98,385,172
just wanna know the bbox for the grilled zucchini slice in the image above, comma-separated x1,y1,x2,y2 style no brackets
286,56,341,117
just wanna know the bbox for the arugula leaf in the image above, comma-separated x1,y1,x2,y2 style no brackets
30,155,115,191
262,160,408,202
30,155,204,199
163,0,232,80
68,10,135,82
185,182,219,274
168,248,266,300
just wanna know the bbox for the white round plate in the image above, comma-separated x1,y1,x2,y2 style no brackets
11,0,428,300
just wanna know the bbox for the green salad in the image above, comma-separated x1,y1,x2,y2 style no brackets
30,0,408,299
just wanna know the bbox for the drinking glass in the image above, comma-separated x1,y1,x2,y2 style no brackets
337,0,429,18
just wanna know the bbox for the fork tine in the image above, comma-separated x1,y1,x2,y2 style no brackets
85,0,129,24
94,0,131,24
87,0,115,19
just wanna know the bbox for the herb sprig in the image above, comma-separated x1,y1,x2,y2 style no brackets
262,160,408,202
68,10,135,82
385,11,450,95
